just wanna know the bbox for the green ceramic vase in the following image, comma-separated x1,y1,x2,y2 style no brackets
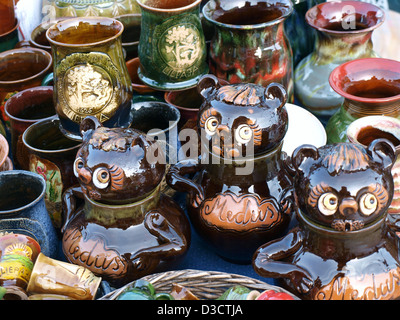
137,0,208,90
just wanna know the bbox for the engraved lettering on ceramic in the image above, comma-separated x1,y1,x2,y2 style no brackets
217,85,260,106
315,267,400,300
56,52,122,124
200,191,282,231
63,228,128,279
29,154,63,228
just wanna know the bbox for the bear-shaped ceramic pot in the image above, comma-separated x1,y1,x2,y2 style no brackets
253,140,400,300
166,75,294,263
61,116,191,287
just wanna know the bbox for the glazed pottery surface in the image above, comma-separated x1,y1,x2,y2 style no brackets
137,0,208,90
294,1,384,123
347,116,400,215
0,18,18,53
26,253,101,300
115,13,141,61
166,75,294,263
22,116,81,230
0,170,58,258
253,141,400,300
41,0,140,18
0,233,41,299
326,58,400,143
203,0,294,101
46,17,133,140
0,48,52,127
0,0,15,35
62,117,190,286
4,86,56,170
0,133,12,171
29,18,67,53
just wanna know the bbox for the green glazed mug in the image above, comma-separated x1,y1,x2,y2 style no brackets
137,0,208,90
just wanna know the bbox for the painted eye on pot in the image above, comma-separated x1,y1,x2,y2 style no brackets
205,116,219,136
73,157,84,177
93,167,110,189
359,193,378,216
318,192,338,216
235,124,253,144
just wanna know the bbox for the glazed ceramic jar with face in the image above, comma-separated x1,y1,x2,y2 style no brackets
61,116,190,286
167,75,293,263
253,140,400,300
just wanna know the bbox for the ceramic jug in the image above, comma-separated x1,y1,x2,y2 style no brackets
253,140,400,300
294,1,384,124
61,116,191,286
166,75,294,263
46,17,133,140
203,0,294,101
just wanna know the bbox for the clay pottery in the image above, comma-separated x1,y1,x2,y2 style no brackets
253,141,400,300
326,58,400,143
0,18,18,53
22,116,81,230
0,233,41,300
0,170,58,258
61,116,190,286
41,0,140,18
137,0,208,90
26,253,101,300
166,75,294,263
0,133,12,171
46,17,133,140
29,18,68,53
0,0,15,35
347,116,400,215
294,1,384,124
126,57,165,102
0,48,52,128
4,86,56,170
116,279,174,300
115,13,141,61
203,0,294,101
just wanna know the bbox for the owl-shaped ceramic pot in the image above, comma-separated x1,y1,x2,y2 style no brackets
61,116,191,287
253,140,400,300
166,75,294,263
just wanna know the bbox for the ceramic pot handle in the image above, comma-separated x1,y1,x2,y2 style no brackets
263,83,288,109
166,159,204,208
61,186,85,233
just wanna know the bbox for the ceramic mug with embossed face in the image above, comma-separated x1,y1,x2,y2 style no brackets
166,75,294,263
253,140,400,300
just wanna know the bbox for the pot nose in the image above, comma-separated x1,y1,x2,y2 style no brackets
78,167,92,184
339,197,359,216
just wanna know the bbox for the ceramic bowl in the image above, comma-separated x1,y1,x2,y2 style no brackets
283,103,327,156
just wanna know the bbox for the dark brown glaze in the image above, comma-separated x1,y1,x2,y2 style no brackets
167,76,293,263
61,117,190,286
253,140,400,300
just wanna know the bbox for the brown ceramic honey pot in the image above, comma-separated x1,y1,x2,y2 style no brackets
61,116,190,286
253,140,400,300
166,75,294,263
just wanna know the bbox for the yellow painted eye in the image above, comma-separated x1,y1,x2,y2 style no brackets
73,157,84,177
93,168,110,189
235,124,253,144
318,193,338,216
205,116,219,136
360,193,378,216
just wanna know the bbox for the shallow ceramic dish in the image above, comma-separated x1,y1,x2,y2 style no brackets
283,103,327,157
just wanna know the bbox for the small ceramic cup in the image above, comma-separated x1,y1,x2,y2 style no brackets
4,86,56,170
26,253,102,300
22,116,81,230
347,115,400,215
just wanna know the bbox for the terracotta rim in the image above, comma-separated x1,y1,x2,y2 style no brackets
137,0,201,13
329,58,400,104
46,16,124,48
203,0,293,29
0,48,52,85
306,0,385,34
0,18,19,38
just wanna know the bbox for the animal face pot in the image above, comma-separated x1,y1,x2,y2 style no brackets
253,140,400,300
166,75,293,263
61,116,190,286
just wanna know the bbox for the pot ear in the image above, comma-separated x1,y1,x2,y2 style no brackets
80,116,102,139
367,138,396,171
263,82,287,109
292,144,319,174
197,74,220,99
